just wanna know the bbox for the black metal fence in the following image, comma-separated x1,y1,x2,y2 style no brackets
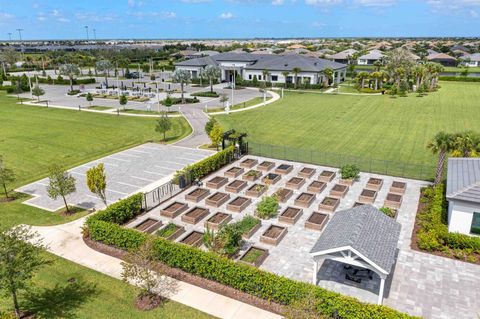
248,142,435,181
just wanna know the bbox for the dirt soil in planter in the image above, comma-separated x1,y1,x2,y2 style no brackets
387,193,402,202
392,181,406,188
322,197,338,206
297,193,313,201
208,212,229,223
230,197,248,205
282,207,301,218
181,231,203,245
165,202,185,211
185,208,208,218
368,178,383,185
264,226,285,238
308,212,327,224
332,184,347,192
135,293,166,311
135,219,158,231
361,189,377,197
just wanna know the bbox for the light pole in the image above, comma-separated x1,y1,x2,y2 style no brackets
92,28,96,40
16,28,24,57
7,32,12,41
84,26,89,41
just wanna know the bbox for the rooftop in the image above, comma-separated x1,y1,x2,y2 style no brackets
446,157,480,204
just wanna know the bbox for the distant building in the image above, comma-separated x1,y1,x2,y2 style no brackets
328,49,358,64
426,53,457,67
357,50,384,65
460,53,480,67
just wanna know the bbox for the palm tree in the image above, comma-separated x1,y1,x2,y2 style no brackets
373,60,383,72
322,68,333,87
370,71,381,90
95,60,114,88
59,63,80,92
281,71,289,88
262,69,270,83
172,69,191,104
357,72,370,89
292,67,301,89
427,131,453,185
412,65,425,90
451,131,480,158
203,65,221,93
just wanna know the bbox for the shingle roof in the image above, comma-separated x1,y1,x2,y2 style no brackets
329,49,358,60
310,205,401,274
427,53,457,61
446,158,480,204
358,50,384,60
461,53,480,62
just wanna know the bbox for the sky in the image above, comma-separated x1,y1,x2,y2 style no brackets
0,0,479,40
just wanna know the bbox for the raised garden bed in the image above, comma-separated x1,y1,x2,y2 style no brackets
329,184,349,198
294,192,316,208
298,167,316,179
179,231,204,247
318,170,336,182
257,161,275,172
285,177,306,190
339,178,355,186
181,207,210,225
185,188,210,203
239,158,258,169
279,207,303,225
318,197,340,212
242,170,262,182
156,223,185,240
206,176,229,189
390,181,407,195
307,181,326,194
224,167,245,178
205,192,230,208
274,188,293,203
225,180,248,193
160,202,188,218
262,173,281,185
241,220,262,239
275,164,293,175
226,196,252,213
245,184,267,198
204,212,232,231
384,193,403,209
260,225,288,246
305,212,329,231
134,218,162,234
238,246,269,267
358,189,377,204
366,177,384,191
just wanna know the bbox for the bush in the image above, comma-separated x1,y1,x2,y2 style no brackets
67,90,81,95
88,193,143,225
191,91,219,98
439,76,480,82
231,216,260,235
255,196,279,219
340,164,360,180
161,97,199,105
379,207,396,218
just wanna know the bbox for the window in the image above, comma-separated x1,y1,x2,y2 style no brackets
471,212,480,235
248,74,252,80
258,75,262,80
271,75,278,82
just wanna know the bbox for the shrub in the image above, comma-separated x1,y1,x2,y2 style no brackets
67,90,81,95
439,76,480,82
340,164,360,180
191,91,219,98
88,193,143,225
379,207,396,218
231,216,260,235
255,196,279,219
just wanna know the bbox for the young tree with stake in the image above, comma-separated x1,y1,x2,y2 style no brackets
86,163,108,207
46,165,76,213
209,122,224,150
155,113,172,142
0,155,15,199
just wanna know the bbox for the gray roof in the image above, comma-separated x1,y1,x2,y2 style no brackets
329,49,358,60
358,50,384,61
175,56,218,67
310,205,401,274
461,53,480,62
446,158,480,204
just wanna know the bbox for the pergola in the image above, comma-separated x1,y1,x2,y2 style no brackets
310,205,401,305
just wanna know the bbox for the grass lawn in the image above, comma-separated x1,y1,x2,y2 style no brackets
216,81,480,173
206,96,271,113
0,252,215,319
120,108,180,116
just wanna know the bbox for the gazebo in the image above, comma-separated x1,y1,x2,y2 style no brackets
310,205,401,305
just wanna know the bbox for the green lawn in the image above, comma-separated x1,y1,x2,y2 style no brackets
216,81,480,176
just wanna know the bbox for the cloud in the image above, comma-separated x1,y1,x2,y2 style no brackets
305,0,343,6
219,12,234,19
311,21,326,27
128,0,145,7
470,9,479,17
128,11,177,19
75,12,118,22
353,0,396,7
272,0,285,4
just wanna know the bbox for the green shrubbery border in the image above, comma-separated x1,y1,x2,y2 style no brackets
439,76,480,82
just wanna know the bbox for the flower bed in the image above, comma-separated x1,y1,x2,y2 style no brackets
260,225,288,246
205,192,230,208
358,189,378,204
366,177,384,191
245,184,267,198
224,167,244,178
181,207,210,225
134,218,162,234
240,158,258,169
308,181,326,194
279,207,303,225
185,188,210,203
257,161,275,172
226,196,251,213
204,212,232,231
294,192,316,208
329,184,349,198
275,164,293,175
179,231,204,247
242,169,262,182
225,180,248,193
319,197,340,212
390,181,407,195
285,177,306,190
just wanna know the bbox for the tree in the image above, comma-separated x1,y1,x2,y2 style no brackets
209,122,224,150
95,60,113,87
203,65,221,93
427,131,454,185
0,226,51,318
219,94,229,109
0,155,15,199
292,67,301,89
155,113,172,142
86,163,108,207
373,59,383,72
46,165,76,213
322,68,333,87
13,82,23,100
0,48,20,70
119,94,128,110
460,66,469,79
86,92,94,106
450,131,480,158
31,85,45,102
59,63,80,92
204,117,218,136
281,71,290,88
172,69,191,104
262,69,270,87
356,72,370,89
384,48,416,90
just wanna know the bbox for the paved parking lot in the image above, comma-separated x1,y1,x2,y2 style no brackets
17,143,212,211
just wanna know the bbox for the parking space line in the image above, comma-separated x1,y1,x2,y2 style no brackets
71,171,86,176
86,194,116,203
155,165,181,170
117,181,141,188
177,156,200,161
116,153,142,158
128,149,151,154
143,170,165,176
131,176,155,182
107,157,130,162
107,189,129,196
34,181,49,186
164,160,188,166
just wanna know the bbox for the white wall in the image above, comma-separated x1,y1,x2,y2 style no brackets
448,200,479,235
243,70,320,84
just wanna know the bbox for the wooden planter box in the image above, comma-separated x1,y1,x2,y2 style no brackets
224,167,244,178
205,192,230,208
181,207,210,225
206,176,228,190
179,231,204,247
274,188,293,203
260,225,288,246
298,167,316,179
262,173,281,185
358,189,377,204
226,196,252,213
134,218,162,234
366,177,383,191
185,188,210,203
294,192,316,208
245,184,267,198
308,181,326,194
225,180,248,194
257,161,275,172
279,207,303,225
339,178,355,186
285,177,306,190
384,193,403,209
275,164,293,175
157,223,185,241
242,221,262,240
319,197,340,212
329,184,349,198
239,246,269,267
305,212,329,231
204,212,232,231
161,202,188,218
242,170,262,182
318,170,336,182
353,202,366,208
390,181,407,195
240,158,258,169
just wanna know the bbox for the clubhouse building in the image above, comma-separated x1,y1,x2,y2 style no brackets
175,52,347,86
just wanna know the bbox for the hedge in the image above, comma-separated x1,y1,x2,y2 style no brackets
85,193,416,319
191,91,220,98
8,75,96,85
439,76,480,82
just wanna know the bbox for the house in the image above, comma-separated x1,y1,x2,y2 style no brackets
357,50,384,65
192,50,219,58
460,53,480,67
175,52,347,85
426,53,457,67
328,49,358,64
446,158,480,236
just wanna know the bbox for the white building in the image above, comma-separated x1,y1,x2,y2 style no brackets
357,50,384,65
460,53,480,67
446,158,480,236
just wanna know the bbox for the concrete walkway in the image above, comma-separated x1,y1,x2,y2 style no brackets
30,218,281,319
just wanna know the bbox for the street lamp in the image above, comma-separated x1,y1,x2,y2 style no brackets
84,26,89,41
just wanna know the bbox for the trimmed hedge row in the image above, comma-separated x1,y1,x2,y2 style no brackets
439,76,480,82
90,193,143,224
175,146,235,181
8,75,96,85
85,193,416,319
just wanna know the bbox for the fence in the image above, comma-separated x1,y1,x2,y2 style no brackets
248,142,435,181
143,181,181,211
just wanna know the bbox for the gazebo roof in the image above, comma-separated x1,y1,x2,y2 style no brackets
310,205,401,275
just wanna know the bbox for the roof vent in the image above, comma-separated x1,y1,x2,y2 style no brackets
284,64,288,67
314,62,317,66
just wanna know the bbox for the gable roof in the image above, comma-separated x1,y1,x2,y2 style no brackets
446,158,480,204
427,53,457,61
329,49,358,60
310,205,401,274
358,50,384,60
461,53,480,62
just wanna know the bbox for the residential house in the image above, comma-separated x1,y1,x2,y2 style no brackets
328,49,358,64
460,53,480,67
357,50,384,65
427,53,457,67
